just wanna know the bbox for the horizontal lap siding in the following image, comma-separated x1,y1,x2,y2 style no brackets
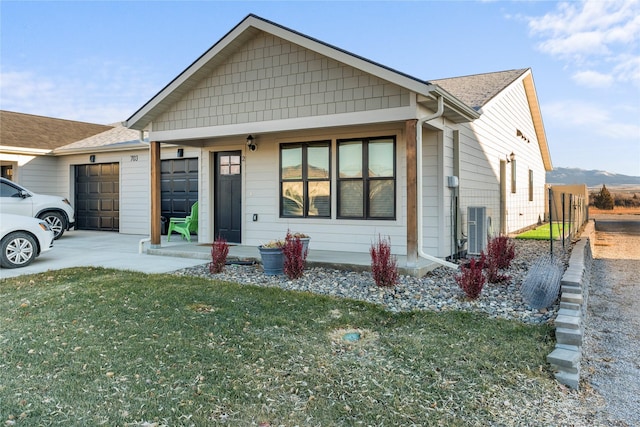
13,156,60,196
459,79,547,235
202,124,408,254
56,150,151,235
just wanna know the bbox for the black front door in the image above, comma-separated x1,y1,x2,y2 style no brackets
215,151,242,243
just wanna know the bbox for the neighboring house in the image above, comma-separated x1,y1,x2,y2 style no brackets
0,110,112,193
124,14,553,270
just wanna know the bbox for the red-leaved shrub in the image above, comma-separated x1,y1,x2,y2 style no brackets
455,252,486,299
486,235,515,269
282,230,307,280
210,235,229,274
485,235,515,284
370,235,398,287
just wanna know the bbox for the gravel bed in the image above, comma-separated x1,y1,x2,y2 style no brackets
173,239,570,324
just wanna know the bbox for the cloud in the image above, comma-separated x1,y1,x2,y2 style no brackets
571,70,614,87
528,0,640,87
544,99,640,140
0,60,162,124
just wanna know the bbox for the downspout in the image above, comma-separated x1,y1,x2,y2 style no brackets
416,94,459,269
138,130,151,253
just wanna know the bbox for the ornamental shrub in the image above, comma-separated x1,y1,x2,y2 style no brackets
486,235,515,270
370,235,398,287
485,235,515,284
209,235,229,274
455,252,486,299
282,230,307,280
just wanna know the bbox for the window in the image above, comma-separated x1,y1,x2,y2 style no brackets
529,169,534,201
280,141,330,218
337,137,395,219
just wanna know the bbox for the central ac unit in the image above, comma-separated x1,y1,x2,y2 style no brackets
468,206,487,255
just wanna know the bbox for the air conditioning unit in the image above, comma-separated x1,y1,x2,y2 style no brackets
467,207,487,255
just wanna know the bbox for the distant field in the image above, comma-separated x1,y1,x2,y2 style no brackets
589,206,640,215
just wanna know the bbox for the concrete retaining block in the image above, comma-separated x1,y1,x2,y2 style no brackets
556,314,581,330
556,327,583,346
547,347,581,367
561,292,583,304
555,371,580,389
547,223,595,390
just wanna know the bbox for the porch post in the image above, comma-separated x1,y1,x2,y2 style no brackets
150,141,161,247
406,119,418,266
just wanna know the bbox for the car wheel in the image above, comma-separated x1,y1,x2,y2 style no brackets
39,211,65,239
1,231,37,268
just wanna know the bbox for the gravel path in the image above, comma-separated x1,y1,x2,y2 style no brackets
579,217,640,426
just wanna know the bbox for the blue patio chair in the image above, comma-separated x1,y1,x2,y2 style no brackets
167,201,198,242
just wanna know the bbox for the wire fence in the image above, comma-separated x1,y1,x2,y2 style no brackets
548,187,589,256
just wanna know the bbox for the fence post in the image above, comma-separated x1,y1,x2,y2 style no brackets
562,193,566,249
549,187,553,256
569,193,573,241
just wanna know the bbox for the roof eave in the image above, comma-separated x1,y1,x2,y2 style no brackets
419,86,481,123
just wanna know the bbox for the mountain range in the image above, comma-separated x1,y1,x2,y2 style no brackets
547,167,640,187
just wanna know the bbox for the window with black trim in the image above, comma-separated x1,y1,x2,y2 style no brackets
337,137,396,219
280,141,331,218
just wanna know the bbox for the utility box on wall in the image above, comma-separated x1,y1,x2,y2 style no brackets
467,206,487,255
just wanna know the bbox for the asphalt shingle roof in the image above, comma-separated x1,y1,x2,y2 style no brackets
0,110,113,151
430,69,529,111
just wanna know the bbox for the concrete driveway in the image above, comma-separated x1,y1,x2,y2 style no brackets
0,230,207,280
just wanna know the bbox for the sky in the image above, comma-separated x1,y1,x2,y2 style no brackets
1,0,639,176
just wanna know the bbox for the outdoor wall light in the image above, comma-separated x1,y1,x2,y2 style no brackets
246,135,257,152
177,148,184,158
89,155,96,163
506,152,515,163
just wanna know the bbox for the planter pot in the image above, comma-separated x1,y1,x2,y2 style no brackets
299,237,310,254
258,246,284,275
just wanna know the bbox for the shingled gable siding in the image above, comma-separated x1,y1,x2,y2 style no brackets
456,78,547,235
153,32,411,131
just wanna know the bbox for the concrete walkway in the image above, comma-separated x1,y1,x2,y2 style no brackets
1,230,438,279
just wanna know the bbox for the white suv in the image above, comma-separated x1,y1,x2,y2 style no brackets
0,177,75,239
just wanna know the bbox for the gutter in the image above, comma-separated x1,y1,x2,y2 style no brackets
416,94,459,270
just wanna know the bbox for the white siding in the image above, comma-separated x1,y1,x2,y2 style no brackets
456,77,547,240
4,155,61,195
55,150,150,235
199,123,408,254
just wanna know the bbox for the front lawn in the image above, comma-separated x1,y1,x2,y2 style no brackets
516,222,570,240
1,268,559,425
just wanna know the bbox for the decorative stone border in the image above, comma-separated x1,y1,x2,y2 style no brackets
546,220,595,389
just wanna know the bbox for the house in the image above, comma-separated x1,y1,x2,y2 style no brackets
123,14,552,272
0,110,112,192
3,14,553,275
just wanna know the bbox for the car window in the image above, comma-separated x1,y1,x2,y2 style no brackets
1,182,21,197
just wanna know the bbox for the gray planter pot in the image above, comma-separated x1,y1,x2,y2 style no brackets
258,246,284,275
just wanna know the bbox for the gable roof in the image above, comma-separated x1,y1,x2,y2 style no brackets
54,123,147,154
126,14,479,131
0,110,113,153
433,69,552,171
430,69,529,111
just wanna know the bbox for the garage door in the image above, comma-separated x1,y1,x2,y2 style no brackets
161,158,198,225
75,163,119,231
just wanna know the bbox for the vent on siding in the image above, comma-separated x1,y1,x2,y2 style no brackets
468,207,487,255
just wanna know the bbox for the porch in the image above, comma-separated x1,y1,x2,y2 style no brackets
146,237,439,277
